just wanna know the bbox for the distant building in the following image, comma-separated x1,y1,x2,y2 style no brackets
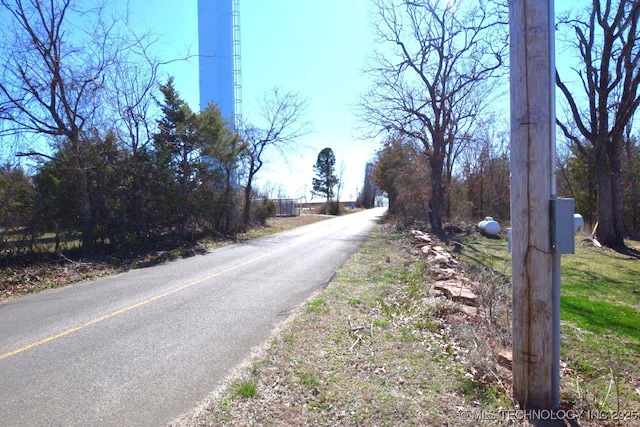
197,0,241,127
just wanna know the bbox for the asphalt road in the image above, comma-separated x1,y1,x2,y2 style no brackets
0,208,386,427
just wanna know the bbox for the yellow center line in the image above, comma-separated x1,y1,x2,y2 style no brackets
0,247,283,361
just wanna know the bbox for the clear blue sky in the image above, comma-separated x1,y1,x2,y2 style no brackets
125,0,378,201
120,1,610,202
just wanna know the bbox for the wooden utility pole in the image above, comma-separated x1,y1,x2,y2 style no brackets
509,0,559,409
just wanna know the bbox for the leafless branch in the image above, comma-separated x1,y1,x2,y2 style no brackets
360,0,507,231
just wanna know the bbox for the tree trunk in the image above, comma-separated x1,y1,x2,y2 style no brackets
133,170,148,247
243,173,254,227
428,156,445,233
595,142,625,247
388,189,397,214
479,172,484,219
180,152,191,237
243,187,251,226
66,135,95,257
626,138,640,233
444,169,452,219
588,166,597,228
77,165,95,257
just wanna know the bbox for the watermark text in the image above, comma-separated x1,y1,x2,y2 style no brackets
456,408,640,422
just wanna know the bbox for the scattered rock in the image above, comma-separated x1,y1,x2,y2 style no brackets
430,266,457,281
411,230,433,246
414,230,478,309
497,349,512,369
431,252,455,266
414,229,514,382
429,283,444,297
434,280,478,306
459,305,479,317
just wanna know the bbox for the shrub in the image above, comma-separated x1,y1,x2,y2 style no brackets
316,201,346,216
251,199,276,226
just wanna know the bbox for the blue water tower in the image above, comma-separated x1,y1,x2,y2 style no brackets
198,0,241,127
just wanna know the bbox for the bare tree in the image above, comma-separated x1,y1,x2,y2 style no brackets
239,88,309,226
556,0,640,247
623,123,639,232
361,0,507,233
0,0,126,256
108,31,159,159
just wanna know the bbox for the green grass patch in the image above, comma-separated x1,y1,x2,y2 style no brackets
459,377,512,407
399,326,420,342
458,233,640,411
298,372,320,388
560,243,640,409
230,379,258,399
562,296,640,343
458,236,640,339
251,359,271,375
306,297,326,313
372,319,390,328
458,236,511,274
414,318,439,332
562,246,640,308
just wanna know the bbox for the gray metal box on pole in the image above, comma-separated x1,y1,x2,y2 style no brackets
551,197,576,254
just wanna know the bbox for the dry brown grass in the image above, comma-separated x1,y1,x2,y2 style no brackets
265,214,332,231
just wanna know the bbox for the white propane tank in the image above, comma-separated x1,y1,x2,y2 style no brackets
574,214,584,234
478,216,501,236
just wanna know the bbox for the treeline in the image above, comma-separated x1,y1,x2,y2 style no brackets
362,134,509,229
364,132,640,237
557,140,640,234
0,1,308,259
0,79,275,257
357,0,639,247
